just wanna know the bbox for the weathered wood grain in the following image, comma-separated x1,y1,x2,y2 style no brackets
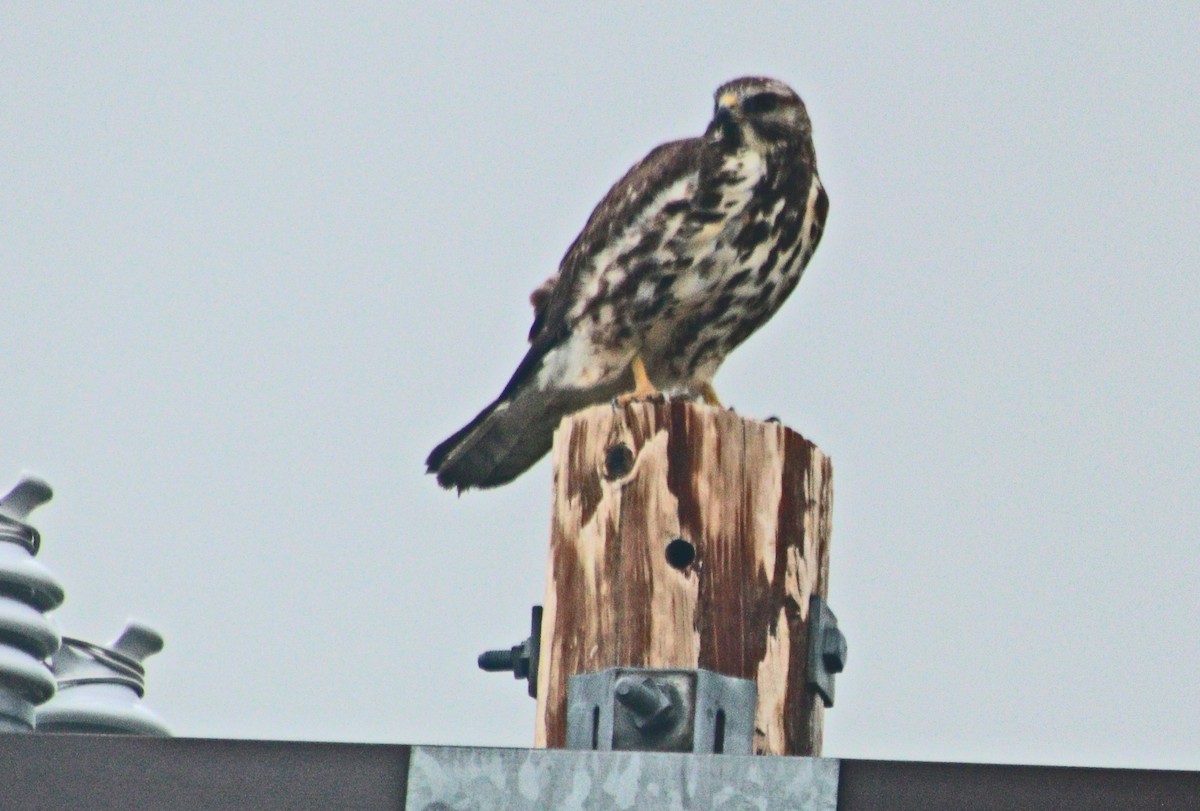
533,400,833,755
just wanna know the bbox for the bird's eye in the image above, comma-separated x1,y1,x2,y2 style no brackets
742,93,781,115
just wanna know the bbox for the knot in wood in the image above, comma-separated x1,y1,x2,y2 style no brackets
603,443,635,480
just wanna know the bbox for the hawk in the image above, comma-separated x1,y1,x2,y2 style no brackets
427,76,828,491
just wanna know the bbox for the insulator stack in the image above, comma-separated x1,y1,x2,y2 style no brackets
38,621,170,736
0,476,65,733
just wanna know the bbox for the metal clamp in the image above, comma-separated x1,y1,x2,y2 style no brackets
805,595,847,707
477,606,541,698
567,667,756,754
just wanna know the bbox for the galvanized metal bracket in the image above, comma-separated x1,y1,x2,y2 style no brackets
407,746,841,810
567,667,756,754
477,605,542,699
806,595,847,708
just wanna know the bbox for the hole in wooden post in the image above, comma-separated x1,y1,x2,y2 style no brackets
603,443,634,480
665,538,696,570
714,709,726,754
591,705,600,749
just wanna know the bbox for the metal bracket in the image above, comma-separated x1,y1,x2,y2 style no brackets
567,667,756,754
805,595,847,707
477,606,542,698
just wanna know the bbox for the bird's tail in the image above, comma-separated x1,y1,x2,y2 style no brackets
426,379,572,492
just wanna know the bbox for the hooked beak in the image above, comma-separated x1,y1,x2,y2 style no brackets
714,92,738,125
711,93,740,142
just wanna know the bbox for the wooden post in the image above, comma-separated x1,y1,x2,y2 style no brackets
533,399,834,756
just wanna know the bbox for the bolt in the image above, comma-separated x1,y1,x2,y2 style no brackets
614,676,674,730
478,648,517,672
476,607,542,699
479,641,530,681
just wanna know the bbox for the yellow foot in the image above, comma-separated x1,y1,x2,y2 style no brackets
698,382,723,408
616,355,660,405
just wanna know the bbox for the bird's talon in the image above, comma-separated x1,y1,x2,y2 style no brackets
616,354,660,406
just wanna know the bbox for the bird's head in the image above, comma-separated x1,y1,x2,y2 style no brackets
706,76,812,152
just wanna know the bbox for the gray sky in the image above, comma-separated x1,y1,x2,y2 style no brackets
3,4,1198,770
